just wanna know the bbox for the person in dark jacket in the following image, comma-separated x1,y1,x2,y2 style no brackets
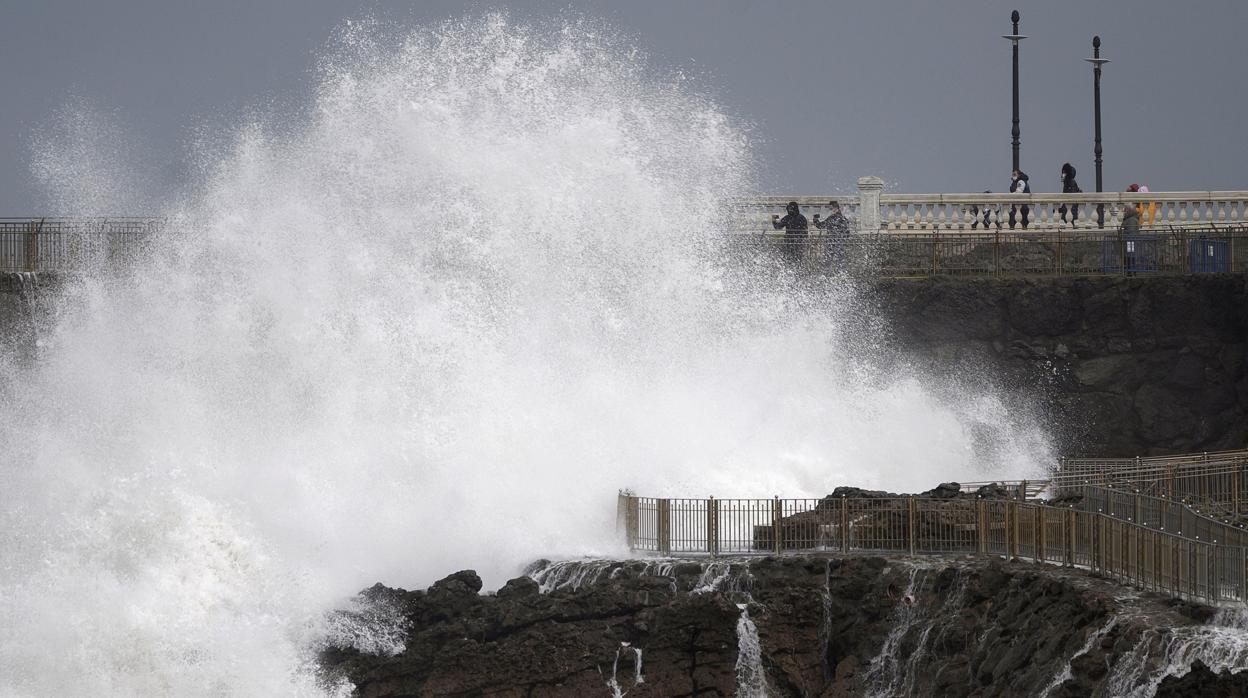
1059,163,1081,224
1008,169,1030,229
813,200,851,269
771,201,808,262
1118,203,1140,233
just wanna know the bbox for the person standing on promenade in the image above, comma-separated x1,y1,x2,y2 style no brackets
1119,202,1140,233
813,200,851,269
1059,163,1081,224
1128,183,1157,226
1008,169,1031,229
771,201,808,263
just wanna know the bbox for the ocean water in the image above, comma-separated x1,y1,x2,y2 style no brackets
0,14,1050,695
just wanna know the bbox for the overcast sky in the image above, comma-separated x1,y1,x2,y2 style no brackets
2,1,1246,212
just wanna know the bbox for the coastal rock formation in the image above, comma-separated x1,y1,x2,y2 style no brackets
321,556,1247,696
869,274,1248,456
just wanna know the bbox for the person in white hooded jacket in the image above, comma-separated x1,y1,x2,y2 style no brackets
1008,169,1030,229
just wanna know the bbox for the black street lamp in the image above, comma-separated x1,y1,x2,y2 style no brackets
1085,35,1110,227
1003,10,1026,172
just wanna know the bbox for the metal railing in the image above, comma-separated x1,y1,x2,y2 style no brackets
616,491,1247,605
4,207,1247,279
0,218,163,273
1055,450,1248,514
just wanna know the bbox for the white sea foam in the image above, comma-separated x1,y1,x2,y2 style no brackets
0,13,1050,695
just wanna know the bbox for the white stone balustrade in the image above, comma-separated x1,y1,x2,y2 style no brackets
737,183,1248,236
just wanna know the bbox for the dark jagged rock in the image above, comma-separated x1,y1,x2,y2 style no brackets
1154,659,1248,697
321,556,1227,697
920,482,962,499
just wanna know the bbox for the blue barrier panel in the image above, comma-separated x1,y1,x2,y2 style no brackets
1102,235,1157,273
1188,238,1229,273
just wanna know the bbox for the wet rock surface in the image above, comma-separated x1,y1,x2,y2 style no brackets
321,555,1237,697
1154,659,1248,697
868,274,1248,456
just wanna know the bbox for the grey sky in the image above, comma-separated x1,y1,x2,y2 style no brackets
2,1,1246,213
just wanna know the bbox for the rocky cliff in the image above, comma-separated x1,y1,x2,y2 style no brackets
868,274,1248,456
320,556,1248,697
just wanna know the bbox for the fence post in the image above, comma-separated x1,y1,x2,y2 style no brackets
1056,228,1063,275
1188,543,1197,599
773,496,782,554
707,497,718,556
1210,546,1220,602
993,230,1000,275
1242,547,1247,603
658,498,671,555
616,489,633,549
840,495,849,552
1234,467,1242,514
24,220,40,273
1175,539,1184,598
1008,501,1019,560
908,496,917,556
1154,531,1163,591
1038,505,1046,562
1066,508,1075,567
977,499,987,555
1092,513,1101,572
855,176,884,235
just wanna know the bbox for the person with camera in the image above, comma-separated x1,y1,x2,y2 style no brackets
771,201,808,263
813,200,851,269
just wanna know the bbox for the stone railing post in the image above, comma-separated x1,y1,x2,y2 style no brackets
856,176,884,235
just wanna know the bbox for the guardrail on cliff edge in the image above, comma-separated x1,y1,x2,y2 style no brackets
616,490,1247,606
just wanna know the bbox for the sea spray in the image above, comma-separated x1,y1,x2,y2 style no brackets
735,603,770,697
0,12,1050,696
1099,623,1248,697
1038,618,1116,698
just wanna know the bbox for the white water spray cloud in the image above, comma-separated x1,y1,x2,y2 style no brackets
0,13,1050,695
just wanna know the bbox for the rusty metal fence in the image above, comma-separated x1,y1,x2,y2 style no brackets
0,218,163,273
1054,450,1248,515
617,491,1248,605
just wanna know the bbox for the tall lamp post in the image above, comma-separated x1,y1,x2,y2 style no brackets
1085,36,1110,227
1003,10,1026,172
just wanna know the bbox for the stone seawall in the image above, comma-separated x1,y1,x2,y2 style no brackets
0,272,48,362
868,274,1248,457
